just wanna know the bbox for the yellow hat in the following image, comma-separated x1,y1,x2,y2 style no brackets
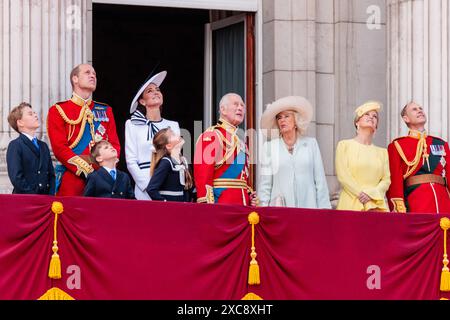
354,101,382,124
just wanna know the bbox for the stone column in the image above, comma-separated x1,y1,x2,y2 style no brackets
333,0,388,204
388,0,449,141
0,0,89,193
262,0,387,207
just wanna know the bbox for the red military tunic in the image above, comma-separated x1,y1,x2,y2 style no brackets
194,118,251,205
47,94,121,196
387,130,450,213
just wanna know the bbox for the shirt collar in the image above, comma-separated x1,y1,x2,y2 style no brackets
102,166,116,174
71,92,92,107
22,132,35,141
408,129,427,140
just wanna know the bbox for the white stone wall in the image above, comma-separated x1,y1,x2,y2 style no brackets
0,0,89,193
4,0,449,201
262,0,387,204
388,0,450,141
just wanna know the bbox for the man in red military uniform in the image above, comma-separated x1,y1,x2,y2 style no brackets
194,93,258,206
47,64,121,196
387,102,450,213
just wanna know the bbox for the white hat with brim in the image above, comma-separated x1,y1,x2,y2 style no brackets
260,96,313,138
129,71,167,114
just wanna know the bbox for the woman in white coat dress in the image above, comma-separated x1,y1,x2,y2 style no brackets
258,96,331,209
125,71,180,200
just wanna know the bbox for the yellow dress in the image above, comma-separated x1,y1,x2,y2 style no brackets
335,139,391,211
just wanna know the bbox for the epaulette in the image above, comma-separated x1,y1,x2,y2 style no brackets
205,125,217,132
94,101,109,107
392,136,408,142
429,135,446,142
196,127,218,144
53,101,67,107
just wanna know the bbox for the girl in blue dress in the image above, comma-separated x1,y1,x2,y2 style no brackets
146,128,194,202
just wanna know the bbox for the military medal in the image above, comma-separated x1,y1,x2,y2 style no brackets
94,133,103,142
431,145,445,156
97,124,106,136
93,109,110,122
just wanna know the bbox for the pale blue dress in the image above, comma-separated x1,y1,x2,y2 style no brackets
258,137,331,209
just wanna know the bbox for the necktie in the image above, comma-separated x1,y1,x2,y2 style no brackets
32,137,40,150
110,170,116,181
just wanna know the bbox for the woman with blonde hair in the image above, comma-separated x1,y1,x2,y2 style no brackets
335,101,391,211
259,96,331,208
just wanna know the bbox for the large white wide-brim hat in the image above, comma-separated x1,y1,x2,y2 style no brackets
129,71,167,114
260,96,313,137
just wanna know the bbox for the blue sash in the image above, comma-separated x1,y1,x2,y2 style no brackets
55,103,105,192
213,150,246,202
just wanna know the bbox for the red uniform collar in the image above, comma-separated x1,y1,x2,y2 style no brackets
218,118,238,134
71,93,92,107
408,129,427,140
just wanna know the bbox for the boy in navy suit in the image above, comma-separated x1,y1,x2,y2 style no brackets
84,140,134,199
6,102,55,194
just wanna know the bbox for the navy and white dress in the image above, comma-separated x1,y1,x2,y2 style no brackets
146,156,192,202
125,110,180,200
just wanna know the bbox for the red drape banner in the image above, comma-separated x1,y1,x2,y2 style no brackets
0,194,449,300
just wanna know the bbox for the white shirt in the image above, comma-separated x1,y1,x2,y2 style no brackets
22,132,36,141
102,166,116,175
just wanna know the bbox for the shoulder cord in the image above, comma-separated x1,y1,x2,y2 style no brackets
394,136,429,179
55,104,95,150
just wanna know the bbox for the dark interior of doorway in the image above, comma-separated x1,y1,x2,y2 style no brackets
93,4,208,174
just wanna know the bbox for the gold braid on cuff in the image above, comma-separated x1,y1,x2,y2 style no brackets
68,156,94,178
391,198,407,213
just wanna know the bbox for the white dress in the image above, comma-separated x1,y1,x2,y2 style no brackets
258,136,331,209
125,110,180,200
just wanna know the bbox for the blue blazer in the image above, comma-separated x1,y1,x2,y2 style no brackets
84,167,135,199
6,134,55,195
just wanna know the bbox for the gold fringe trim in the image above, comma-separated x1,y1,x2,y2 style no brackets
394,132,429,179
38,287,75,300
55,103,96,150
242,292,263,300
248,212,260,285
48,202,64,279
441,218,450,291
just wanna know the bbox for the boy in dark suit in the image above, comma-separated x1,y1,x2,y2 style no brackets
84,140,134,199
6,102,55,195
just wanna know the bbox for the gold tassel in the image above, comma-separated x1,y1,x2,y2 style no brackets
48,202,64,279
38,287,74,300
248,212,260,285
440,218,450,291
242,292,263,300
48,242,61,279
